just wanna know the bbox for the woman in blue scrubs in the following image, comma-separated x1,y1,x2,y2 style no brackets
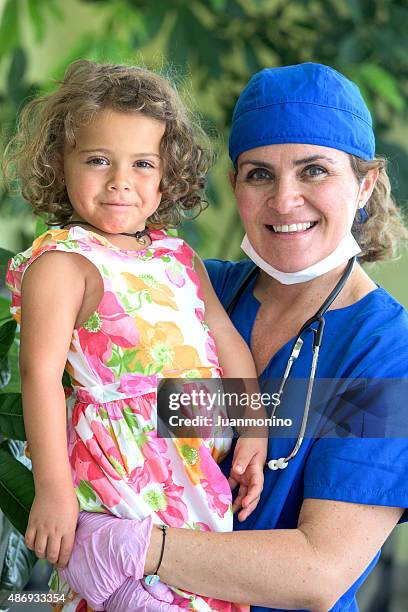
138,63,408,612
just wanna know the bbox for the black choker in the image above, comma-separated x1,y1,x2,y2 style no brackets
60,221,150,245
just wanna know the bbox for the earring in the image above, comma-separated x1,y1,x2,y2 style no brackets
61,177,65,185
357,202,367,224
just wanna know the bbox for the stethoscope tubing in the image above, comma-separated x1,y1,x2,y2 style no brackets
226,256,357,470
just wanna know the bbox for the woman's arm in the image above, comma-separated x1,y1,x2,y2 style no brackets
20,251,86,567
146,498,403,611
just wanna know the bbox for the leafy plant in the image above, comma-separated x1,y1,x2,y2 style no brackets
0,242,37,589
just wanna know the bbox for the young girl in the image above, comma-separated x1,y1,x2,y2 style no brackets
5,60,266,611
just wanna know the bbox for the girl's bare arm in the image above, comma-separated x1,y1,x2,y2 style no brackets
20,251,86,567
194,256,258,380
194,256,267,519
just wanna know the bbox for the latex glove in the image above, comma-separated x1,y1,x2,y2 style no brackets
60,511,152,611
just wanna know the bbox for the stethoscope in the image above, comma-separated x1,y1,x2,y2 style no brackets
226,256,357,470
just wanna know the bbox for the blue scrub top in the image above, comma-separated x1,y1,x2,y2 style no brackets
205,258,408,612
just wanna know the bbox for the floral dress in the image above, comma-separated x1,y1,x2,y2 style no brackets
6,227,246,612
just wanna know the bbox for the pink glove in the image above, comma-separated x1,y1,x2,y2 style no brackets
59,511,153,611
105,577,180,611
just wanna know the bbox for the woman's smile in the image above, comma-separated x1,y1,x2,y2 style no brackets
266,220,318,236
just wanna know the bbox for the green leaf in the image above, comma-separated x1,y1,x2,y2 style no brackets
206,0,226,12
0,247,15,285
43,0,64,21
7,47,27,105
359,64,405,112
77,480,96,502
0,296,12,325
27,0,46,41
345,0,362,24
0,320,17,359
1,336,20,394
107,346,122,368
123,349,138,369
337,34,364,64
122,405,141,435
35,217,48,238
0,0,20,62
0,356,11,390
62,370,72,389
131,359,147,374
0,445,34,536
0,393,25,440
0,522,37,590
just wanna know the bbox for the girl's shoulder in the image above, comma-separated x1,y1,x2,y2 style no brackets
8,228,88,271
6,229,89,325
6,228,89,290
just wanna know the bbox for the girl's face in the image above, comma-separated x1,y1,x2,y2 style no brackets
62,109,165,234
232,143,378,272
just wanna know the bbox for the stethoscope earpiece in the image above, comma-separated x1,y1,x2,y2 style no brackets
267,458,289,470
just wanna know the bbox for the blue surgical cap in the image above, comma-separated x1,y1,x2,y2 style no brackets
228,63,375,164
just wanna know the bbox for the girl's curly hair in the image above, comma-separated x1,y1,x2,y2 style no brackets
350,155,408,263
5,59,212,227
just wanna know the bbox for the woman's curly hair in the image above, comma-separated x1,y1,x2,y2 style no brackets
4,59,212,227
350,155,408,263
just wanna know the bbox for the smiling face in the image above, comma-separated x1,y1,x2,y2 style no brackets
62,109,165,234
232,143,378,272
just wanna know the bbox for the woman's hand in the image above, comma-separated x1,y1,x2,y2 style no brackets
229,437,267,521
25,486,79,569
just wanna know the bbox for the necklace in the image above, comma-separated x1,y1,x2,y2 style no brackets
60,221,150,245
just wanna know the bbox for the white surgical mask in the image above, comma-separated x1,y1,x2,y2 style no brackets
241,232,361,285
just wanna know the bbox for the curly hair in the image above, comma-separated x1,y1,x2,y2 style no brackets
350,155,408,263
4,59,212,227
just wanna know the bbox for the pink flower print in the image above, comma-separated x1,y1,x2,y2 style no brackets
165,268,186,287
195,521,211,531
128,432,171,493
77,291,139,384
173,243,194,268
87,420,127,480
69,437,122,507
101,401,128,421
186,265,204,300
195,308,204,323
169,593,192,608
118,374,157,397
195,308,221,367
199,445,231,518
142,478,188,527
91,477,122,509
127,394,156,422
150,241,193,269
205,329,220,367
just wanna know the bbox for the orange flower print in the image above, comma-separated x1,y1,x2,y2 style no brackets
173,438,205,485
128,316,213,377
121,272,178,310
32,229,70,251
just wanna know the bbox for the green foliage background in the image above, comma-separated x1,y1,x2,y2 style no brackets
0,0,407,595
0,0,408,277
